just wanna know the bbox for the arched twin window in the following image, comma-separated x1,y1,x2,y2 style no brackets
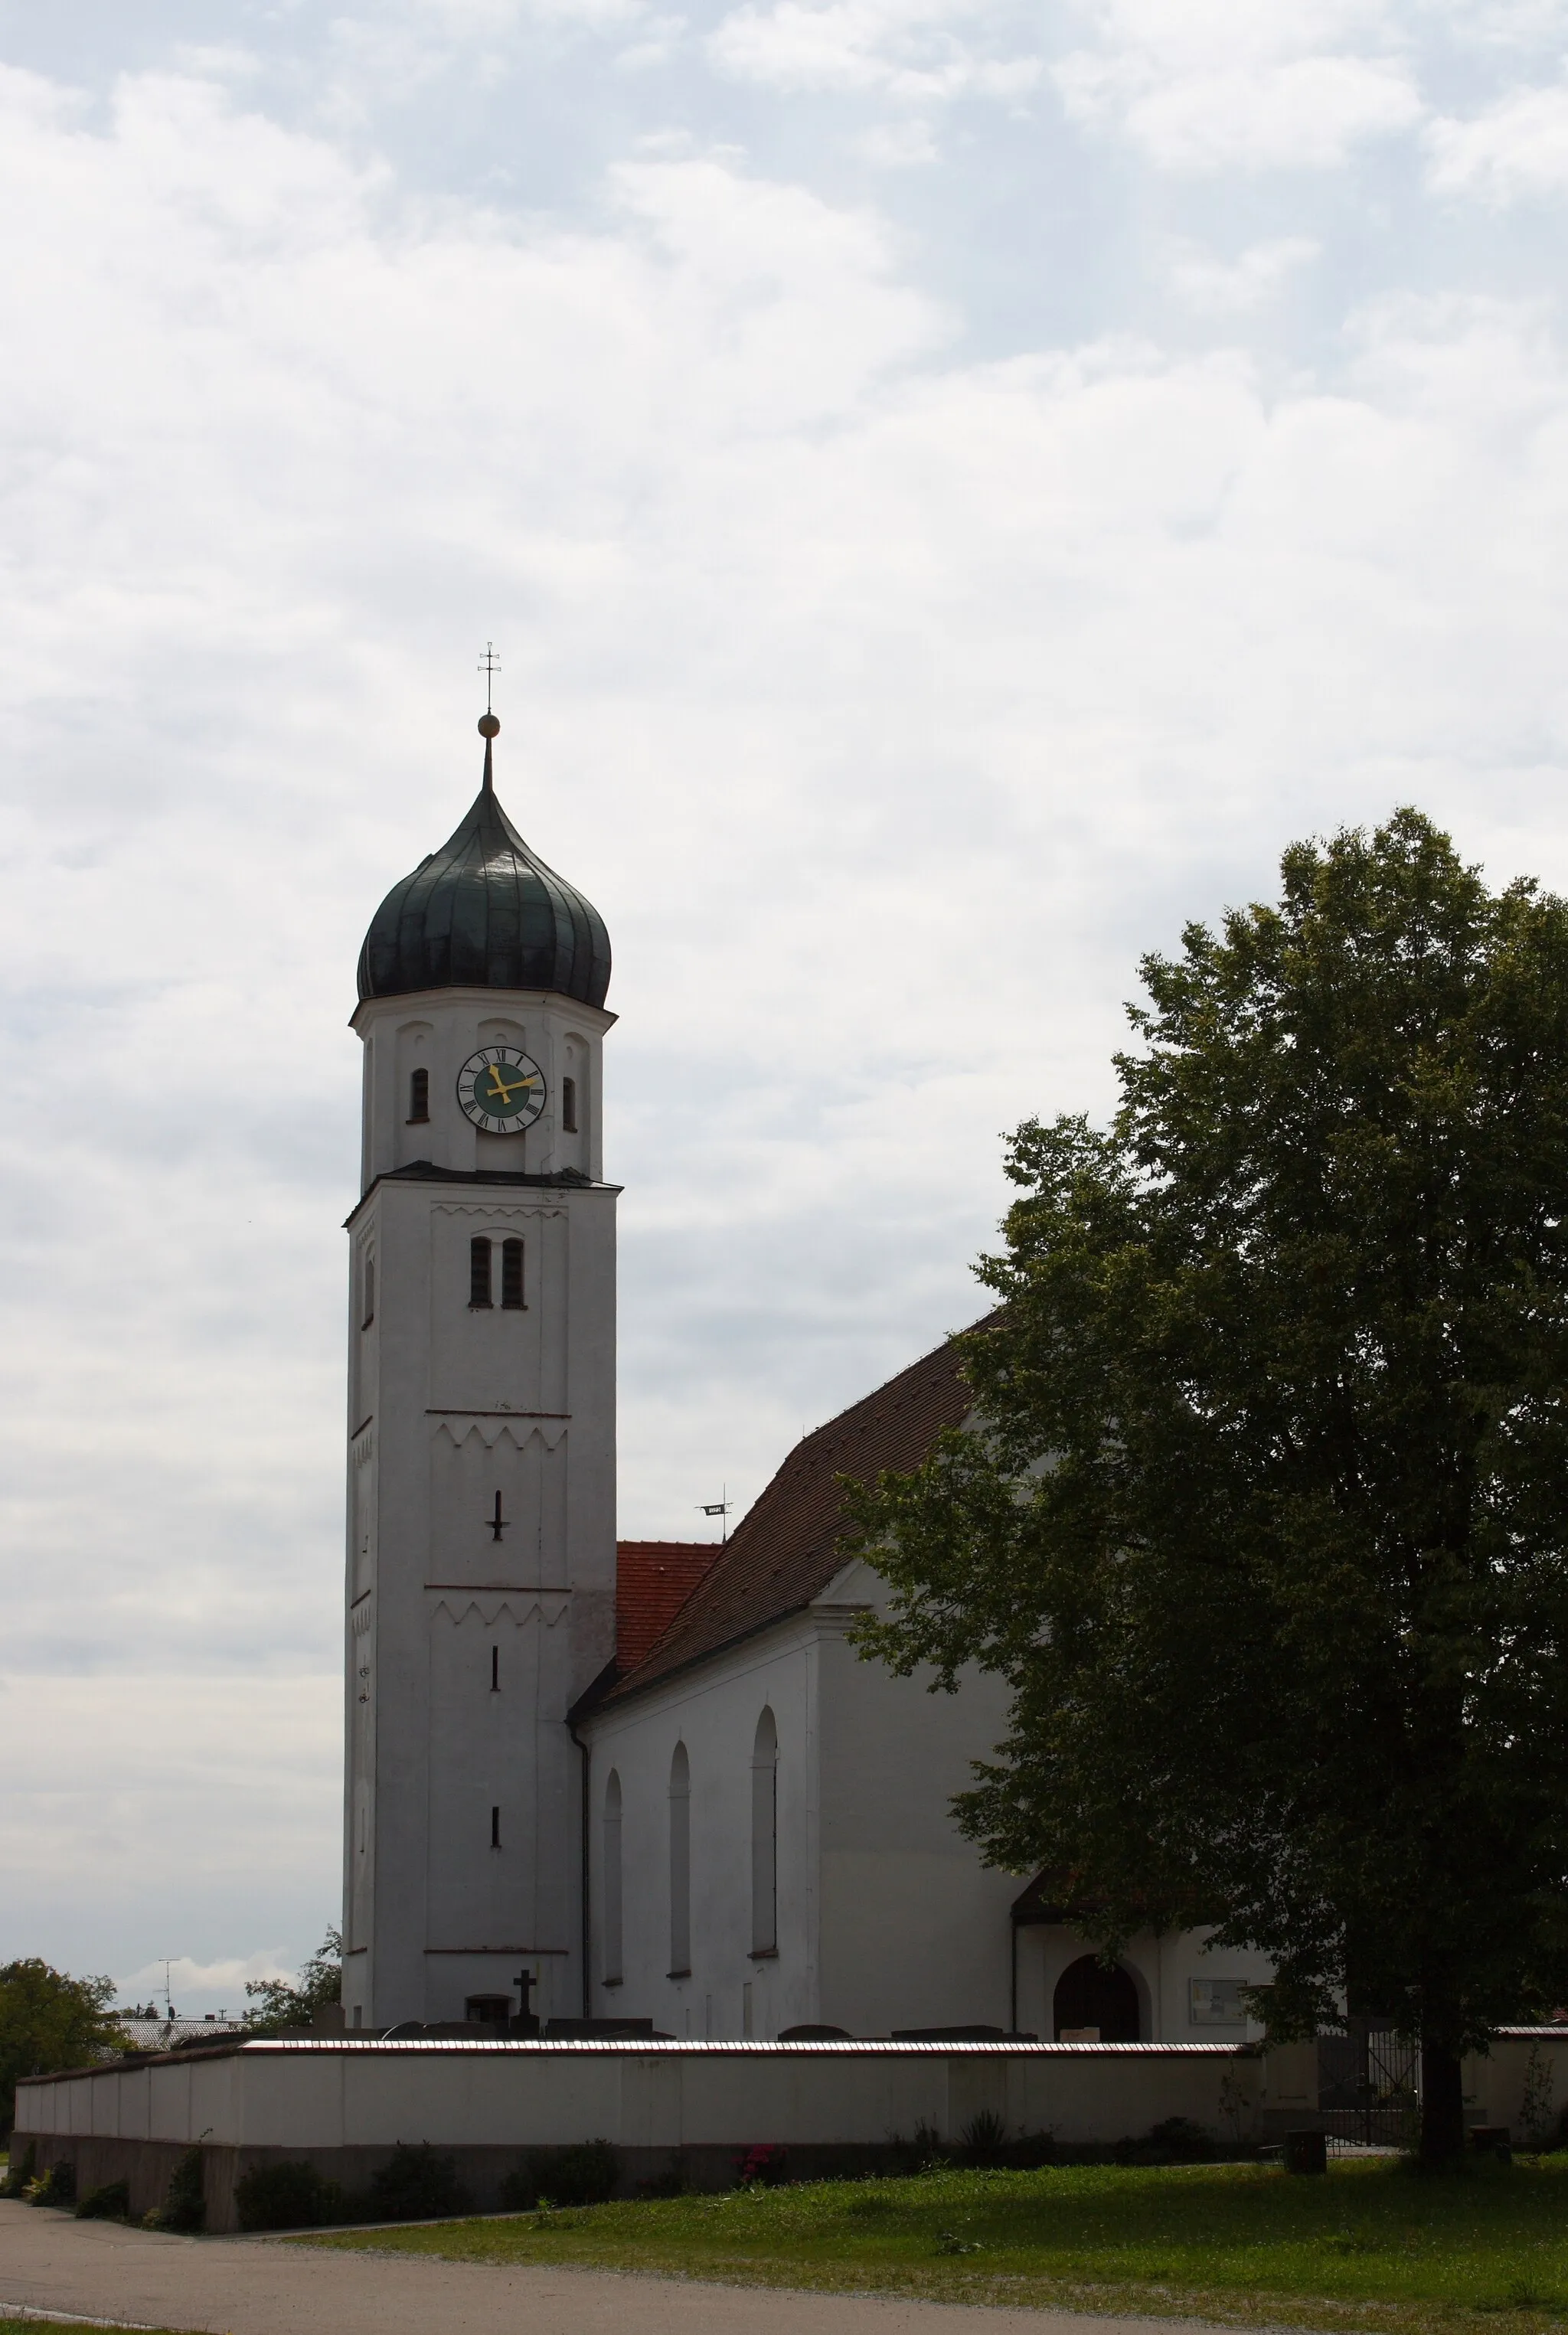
603,1770,623,1986
470,1236,525,1310
751,1707,778,1955
668,1742,691,1977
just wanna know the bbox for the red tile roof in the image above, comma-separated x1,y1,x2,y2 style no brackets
604,1324,985,1705
615,1541,725,1676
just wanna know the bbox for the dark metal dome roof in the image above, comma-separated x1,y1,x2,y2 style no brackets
357,738,611,1007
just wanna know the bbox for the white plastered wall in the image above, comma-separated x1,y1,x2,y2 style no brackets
341,984,618,2033
583,1554,1274,2044
583,1621,821,2040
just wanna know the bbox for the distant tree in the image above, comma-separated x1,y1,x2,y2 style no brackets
0,1959,128,2131
849,811,1568,2164
244,1928,341,2035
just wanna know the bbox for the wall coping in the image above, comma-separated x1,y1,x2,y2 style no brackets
17,2035,1266,2088
24,2026,1563,2092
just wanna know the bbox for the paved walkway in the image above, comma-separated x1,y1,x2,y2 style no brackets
0,2203,1212,2335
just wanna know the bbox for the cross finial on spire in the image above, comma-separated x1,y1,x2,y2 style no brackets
477,643,501,786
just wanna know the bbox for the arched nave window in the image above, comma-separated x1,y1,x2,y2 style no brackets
751,1707,778,1956
668,1742,691,1977
603,1770,623,1987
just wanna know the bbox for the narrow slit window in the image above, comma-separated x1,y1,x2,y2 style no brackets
668,1742,691,1976
603,1770,623,1985
562,1076,578,1134
407,1066,430,1123
469,1236,492,1308
751,1707,778,1955
491,1804,501,1850
501,1237,524,1310
361,1256,375,1330
490,1645,499,1693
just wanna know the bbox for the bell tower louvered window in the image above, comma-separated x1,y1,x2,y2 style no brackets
407,1066,430,1122
469,1236,492,1308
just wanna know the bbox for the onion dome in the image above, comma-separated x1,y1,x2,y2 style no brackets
357,720,611,1007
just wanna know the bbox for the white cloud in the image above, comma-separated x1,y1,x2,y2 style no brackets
1167,236,1321,313
1055,0,1422,171
854,114,942,162
2,1675,338,1998
1426,77,1568,200
707,0,1040,102
615,17,690,70
116,1951,294,2007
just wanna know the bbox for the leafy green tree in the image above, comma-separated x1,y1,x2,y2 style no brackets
850,811,1568,2164
0,1960,128,2131
243,1928,342,2035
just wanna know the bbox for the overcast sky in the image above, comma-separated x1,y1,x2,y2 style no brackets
3,0,1568,2013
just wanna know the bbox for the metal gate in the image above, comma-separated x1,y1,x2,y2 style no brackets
1318,2022,1420,2147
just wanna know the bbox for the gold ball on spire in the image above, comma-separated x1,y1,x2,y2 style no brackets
479,713,500,739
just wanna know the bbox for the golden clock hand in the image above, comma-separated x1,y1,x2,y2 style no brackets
485,1070,524,1102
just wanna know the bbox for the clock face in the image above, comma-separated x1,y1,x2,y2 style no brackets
458,1046,547,1133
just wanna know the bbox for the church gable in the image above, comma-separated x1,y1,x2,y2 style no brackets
605,1324,986,1704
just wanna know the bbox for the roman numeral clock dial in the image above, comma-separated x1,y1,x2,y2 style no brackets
457,1045,547,1134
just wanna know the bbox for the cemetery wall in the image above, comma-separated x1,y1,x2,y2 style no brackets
13,2035,1277,2230
18,2033,1566,2232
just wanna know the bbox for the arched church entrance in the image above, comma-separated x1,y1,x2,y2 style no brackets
1053,1955,1140,2041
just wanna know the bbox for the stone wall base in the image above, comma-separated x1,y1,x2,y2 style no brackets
20,2137,941,2234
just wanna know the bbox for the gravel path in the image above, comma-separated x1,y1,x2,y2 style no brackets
0,2202,1210,2335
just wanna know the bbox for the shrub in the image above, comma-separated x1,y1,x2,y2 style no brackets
368,2142,469,2222
886,2124,949,2174
635,2160,688,2197
145,2146,204,2232
76,2179,130,2221
500,2140,619,2210
959,2109,1009,2166
235,2158,343,2231
28,2159,76,2207
1112,2117,1217,2166
734,2144,788,2187
1,2143,36,2198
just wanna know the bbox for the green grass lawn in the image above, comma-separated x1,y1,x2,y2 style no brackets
305,2156,1568,2333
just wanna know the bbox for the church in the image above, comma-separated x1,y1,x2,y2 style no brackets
338,715,1272,2051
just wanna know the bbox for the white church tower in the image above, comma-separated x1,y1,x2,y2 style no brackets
340,708,617,2033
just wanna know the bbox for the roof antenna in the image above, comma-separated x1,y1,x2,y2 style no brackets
697,1485,732,1543
478,641,500,789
